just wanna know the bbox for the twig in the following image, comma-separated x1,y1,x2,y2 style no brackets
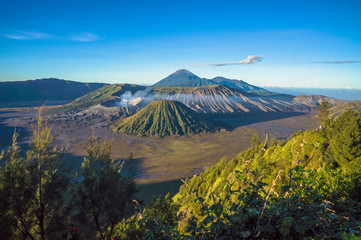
254,169,283,237
133,200,143,219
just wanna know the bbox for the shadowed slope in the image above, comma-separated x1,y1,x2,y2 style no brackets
293,94,346,107
0,78,106,104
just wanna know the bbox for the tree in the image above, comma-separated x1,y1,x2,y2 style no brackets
0,131,35,240
317,101,332,122
28,110,71,240
251,133,260,147
74,137,137,240
327,108,361,171
0,109,71,240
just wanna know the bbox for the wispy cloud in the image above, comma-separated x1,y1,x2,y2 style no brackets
3,31,54,40
70,32,100,42
316,60,361,64
2,30,101,42
196,55,263,66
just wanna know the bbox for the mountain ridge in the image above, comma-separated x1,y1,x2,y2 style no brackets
51,83,347,115
153,69,272,95
0,78,107,104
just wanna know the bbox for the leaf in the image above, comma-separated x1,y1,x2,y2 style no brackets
295,225,305,234
282,217,293,228
280,226,290,237
262,224,275,234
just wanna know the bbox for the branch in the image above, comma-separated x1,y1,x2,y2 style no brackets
254,169,283,237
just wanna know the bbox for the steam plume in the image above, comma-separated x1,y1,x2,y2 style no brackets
116,88,153,107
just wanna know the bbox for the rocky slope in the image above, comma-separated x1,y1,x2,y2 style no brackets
153,85,342,113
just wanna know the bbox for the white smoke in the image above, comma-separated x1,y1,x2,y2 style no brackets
116,88,153,107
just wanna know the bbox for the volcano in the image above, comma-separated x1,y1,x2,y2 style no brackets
153,69,272,95
110,100,216,137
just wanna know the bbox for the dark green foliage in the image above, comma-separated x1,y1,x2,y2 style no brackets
0,109,71,240
144,193,180,226
73,137,137,240
0,131,33,240
111,100,217,137
133,167,361,239
111,194,180,239
0,110,138,239
327,108,361,171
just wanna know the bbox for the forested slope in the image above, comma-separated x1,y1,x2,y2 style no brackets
114,107,361,239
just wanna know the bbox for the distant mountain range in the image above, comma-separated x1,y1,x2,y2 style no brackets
153,69,273,95
52,81,346,115
0,78,106,104
2,71,354,137
3,70,352,138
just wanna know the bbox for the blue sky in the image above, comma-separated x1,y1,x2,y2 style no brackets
0,0,360,88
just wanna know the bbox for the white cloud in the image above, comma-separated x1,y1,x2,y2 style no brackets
316,60,361,64
3,31,54,40
71,32,100,42
2,30,101,42
195,55,263,67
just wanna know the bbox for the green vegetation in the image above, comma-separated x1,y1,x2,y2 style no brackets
72,137,137,240
0,109,136,240
110,100,217,137
317,101,332,122
1,106,360,239
0,109,71,240
126,167,360,239
50,84,146,113
113,107,361,239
